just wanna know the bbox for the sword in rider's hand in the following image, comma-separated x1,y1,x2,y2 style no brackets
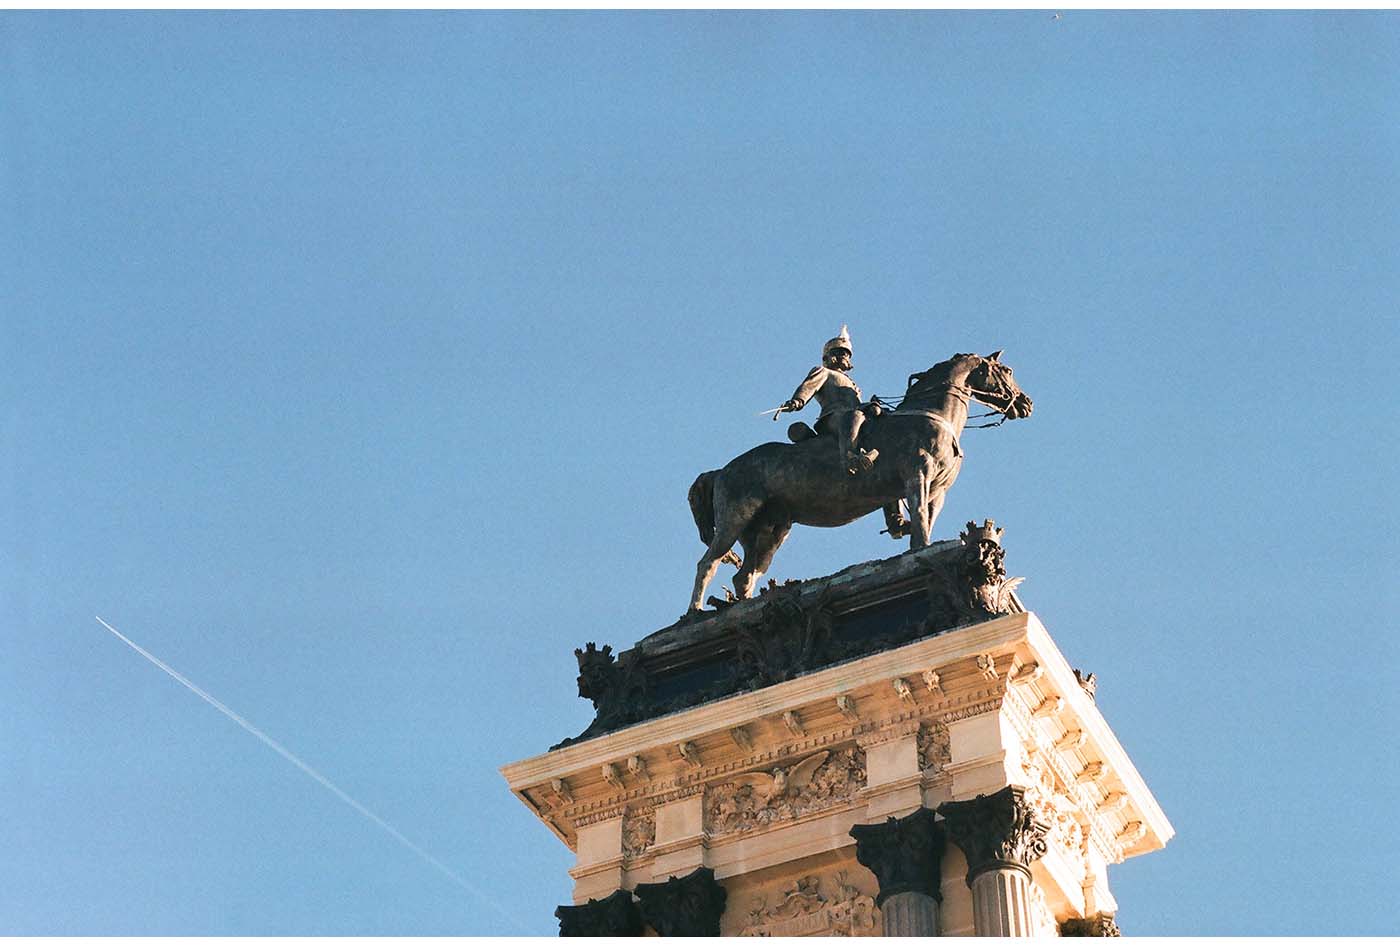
759,405,787,421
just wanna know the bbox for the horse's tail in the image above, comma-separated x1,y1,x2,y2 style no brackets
688,470,719,545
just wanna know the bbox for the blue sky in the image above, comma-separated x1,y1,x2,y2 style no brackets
2,10,1397,936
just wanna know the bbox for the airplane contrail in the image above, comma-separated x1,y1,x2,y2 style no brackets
95,615,522,931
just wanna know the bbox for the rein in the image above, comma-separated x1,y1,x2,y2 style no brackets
872,379,1013,429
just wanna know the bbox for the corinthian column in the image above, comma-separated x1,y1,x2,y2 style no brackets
849,807,945,936
937,785,1049,937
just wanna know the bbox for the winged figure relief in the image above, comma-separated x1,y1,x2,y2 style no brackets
726,750,830,806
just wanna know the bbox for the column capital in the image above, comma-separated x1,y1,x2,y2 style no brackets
1060,913,1122,937
554,888,642,937
634,865,727,936
849,806,946,905
937,784,1049,883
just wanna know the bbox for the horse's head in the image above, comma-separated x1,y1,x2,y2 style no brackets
903,351,1033,420
966,350,1033,419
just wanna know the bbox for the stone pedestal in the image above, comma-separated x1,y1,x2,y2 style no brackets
501,540,1173,936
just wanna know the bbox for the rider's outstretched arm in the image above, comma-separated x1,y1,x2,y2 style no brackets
786,366,827,411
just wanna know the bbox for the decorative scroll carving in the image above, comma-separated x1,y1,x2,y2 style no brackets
738,870,880,937
937,785,1050,882
735,589,837,687
1061,913,1122,937
555,887,642,937
916,721,951,773
706,747,866,836
622,809,655,859
1021,757,1084,870
924,521,1024,628
635,866,727,937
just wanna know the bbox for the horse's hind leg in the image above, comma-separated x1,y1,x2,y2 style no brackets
733,507,792,600
689,506,751,613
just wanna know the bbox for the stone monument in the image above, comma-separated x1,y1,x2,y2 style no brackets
500,346,1172,936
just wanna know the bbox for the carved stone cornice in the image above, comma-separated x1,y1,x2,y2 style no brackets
849,807,946,905
634,866,728,936
937,785,1050,883
856,718,922,749
571,805,628,829
1060,913,1122,937
555,887,642,937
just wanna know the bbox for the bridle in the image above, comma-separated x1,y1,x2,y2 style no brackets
879,367,1019,429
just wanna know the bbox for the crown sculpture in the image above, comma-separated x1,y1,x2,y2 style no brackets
501,334,1171,939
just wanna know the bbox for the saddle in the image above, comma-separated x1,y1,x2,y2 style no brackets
786,403,883,445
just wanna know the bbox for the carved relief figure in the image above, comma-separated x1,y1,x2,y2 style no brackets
738,870,880,937
706,747,866,836
916,721,951,773
622,809,655,859
687,351,1032,613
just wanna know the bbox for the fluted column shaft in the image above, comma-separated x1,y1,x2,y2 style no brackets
969,865,1035,936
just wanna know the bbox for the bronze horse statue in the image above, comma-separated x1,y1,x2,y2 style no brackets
687,352,1032,613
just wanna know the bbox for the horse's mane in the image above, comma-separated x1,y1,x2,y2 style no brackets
904,353,977,398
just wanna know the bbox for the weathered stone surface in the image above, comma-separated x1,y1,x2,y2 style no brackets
554,887,641,937
552,531,1025,750
634,865,727,936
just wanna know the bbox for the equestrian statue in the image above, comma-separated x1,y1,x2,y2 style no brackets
686,329,1033,614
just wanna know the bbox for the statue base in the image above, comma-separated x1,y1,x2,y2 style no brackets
501,539,1172,936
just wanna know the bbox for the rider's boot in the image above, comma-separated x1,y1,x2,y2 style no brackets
882,502,909,539
845,447,879,475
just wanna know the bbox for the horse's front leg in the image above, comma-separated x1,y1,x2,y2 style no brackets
924,490,948,539
905,473,932,549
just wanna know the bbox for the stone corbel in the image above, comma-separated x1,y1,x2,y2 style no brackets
836,694,861,721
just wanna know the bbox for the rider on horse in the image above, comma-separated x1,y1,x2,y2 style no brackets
775,326,909,538
776,325,878,475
